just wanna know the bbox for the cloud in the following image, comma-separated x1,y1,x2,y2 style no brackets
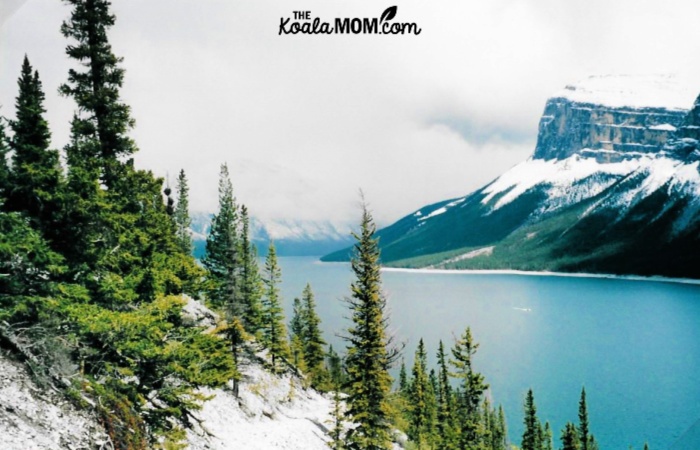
2,0,700,226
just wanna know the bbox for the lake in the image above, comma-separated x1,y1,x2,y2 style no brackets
274,256,700,450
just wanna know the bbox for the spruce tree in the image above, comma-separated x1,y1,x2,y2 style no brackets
0,118,10,201
240,205,263,331
543,421,553,450
301,283,328,386
343,201,398,450
327,345,345,387
399,359,409,395
6,56,61,229
450,327,488,449
173,169,193,254
203,164,241,312
60,0,137,190
261,242,290,371
437,340,456,449
578,387,598,450
522,389,542,450
561,422,580,450
408,338,433,446
290,297,307,371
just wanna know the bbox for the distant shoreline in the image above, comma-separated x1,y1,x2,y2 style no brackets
379,267,700,286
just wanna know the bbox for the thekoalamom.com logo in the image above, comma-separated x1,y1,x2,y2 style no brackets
279,6,422,36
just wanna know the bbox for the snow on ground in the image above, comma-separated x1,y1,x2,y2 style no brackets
0,352,109,450
187,357,335,450
553,74,697,110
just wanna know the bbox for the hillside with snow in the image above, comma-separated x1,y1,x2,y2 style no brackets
323,75,700,278
0,299,344,450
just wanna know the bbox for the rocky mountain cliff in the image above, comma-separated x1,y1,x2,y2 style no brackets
322,75,700,278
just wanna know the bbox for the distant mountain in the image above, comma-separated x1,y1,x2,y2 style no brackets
323,75,700,279
190,212,353,258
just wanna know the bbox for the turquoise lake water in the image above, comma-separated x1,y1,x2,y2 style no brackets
275,256,700,450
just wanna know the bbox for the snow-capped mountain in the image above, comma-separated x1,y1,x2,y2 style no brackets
190,212,354,258
323,75,700,278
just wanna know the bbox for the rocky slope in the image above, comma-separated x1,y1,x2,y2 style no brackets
0,298,342,450
323,75,700,278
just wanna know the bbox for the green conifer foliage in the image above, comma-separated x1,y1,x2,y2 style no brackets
240,205,263,331
6,56,61,229
343,202,398,450
578,387,598,450
522,389,543,450
301,283,328,386
399,359,409,395
408,338,435,446
450,327,488,449
0,118,10,201
173,169,193,254
561,422,581,450
261,242,290,371
60,0,137,190
290,297,307,371
203,163,241,312
437,340,457,449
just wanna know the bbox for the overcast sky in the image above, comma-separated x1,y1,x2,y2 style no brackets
3,0,700,226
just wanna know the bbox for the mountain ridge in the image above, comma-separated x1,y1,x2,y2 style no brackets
322,75,700,278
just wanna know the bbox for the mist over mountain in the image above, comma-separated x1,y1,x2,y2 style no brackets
323,75,700,279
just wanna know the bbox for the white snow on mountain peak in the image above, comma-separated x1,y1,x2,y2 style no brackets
555,74,697,110
480,154,640,211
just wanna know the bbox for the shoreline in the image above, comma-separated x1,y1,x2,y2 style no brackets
379,266,700,286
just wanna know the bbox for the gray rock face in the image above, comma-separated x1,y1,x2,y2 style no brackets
533,97,687,161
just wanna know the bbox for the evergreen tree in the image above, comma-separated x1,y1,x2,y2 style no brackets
261,242,290,371
290,297,307,371
408,338,434,446
240,205,263,331
543,421,553,450
173,169,193,254
0,118,10,201
59,0,137,190
327,344,345,387
301,283,328,386
643,443,649,450
343,201,398,450
399,359,409,395
437,340,456,449
578,387,598,450
450,327,488,450
330,379,346,450
6,56,61,229
522,389,543,450
203,164,241,312
495,406,508,450
561,422,580,450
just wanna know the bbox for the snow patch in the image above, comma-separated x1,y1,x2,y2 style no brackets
554,74,696,110
0,354,109,450
418,198,466,222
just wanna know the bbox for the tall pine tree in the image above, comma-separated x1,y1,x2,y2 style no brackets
261,242,290,372
522,389,543,450
290,297,307,372
240,205,263,331
60,0,137,190
408,338,436,447
450,327,488,450
301,283,328,386
6,56,61,230
203,163,241,312
437,339,457,449
578,387,598,450
0,118,10,201
343,201,398,450
173,169,193,255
